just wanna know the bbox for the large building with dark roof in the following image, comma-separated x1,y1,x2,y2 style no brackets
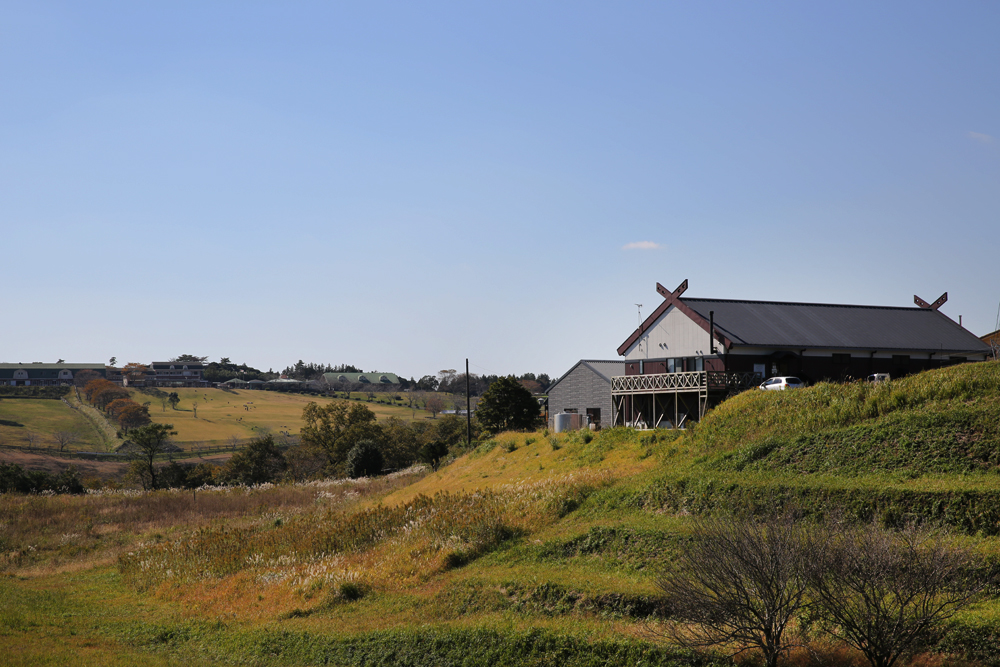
0,362,106,386
611,280,992,428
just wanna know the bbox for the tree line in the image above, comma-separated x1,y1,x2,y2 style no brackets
116,376,542,491
147,355,556,397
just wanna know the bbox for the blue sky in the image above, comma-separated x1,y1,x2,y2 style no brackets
3,2,998,379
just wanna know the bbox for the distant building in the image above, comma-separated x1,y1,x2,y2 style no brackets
546,360,625,430
321,372,401,386
0,362,106,387
148,362,208,387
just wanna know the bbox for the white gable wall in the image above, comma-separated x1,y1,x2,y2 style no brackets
623,304,717,360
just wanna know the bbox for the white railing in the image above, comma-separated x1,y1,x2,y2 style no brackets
611,371,762,394
611,371,706,393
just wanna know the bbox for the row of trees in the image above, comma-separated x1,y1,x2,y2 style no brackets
658,513,987,667
81,377,152,434
124,376,541,491
297,401,472,478
414,371,552,395
203,358,275,384
297,376,541,477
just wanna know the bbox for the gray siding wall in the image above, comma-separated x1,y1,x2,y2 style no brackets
548,364,613,429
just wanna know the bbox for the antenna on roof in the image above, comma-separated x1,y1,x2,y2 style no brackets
635,304,643,329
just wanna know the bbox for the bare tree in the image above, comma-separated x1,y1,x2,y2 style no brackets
654,513,813,667
53,431,78,452
160,396,168,412
192,401,199,419
24,431,38,450
806,522,986,667
425,395,444,419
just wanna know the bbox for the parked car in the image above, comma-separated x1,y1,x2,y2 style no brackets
759,376,805,391
867,373,890,383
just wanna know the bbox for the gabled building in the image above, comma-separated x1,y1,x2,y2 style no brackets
546,360,625,430
149,362,208,387
0,362,106,386
612,280,992,428
321,372,401,386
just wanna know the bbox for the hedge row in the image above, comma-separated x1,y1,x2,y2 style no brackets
594,476,1000,536
0,385,72,399
0,462,84,494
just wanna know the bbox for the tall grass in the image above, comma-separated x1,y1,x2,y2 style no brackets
0,467,428,573
118,472,610,593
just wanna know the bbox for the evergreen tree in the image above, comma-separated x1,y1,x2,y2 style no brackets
475,375,541,433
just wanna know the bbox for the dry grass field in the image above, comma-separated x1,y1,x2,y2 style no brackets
135,388,431,446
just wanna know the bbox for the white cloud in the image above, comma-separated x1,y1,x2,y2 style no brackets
968,131,994,144
622,241,661,250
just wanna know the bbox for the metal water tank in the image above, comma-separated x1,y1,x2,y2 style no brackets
554,413,573,433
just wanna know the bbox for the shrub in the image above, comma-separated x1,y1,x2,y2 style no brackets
806,522,986,667
419,440,449,471
346,440,384,478
218,434,287,485
654,513,812,667
0,462,84,494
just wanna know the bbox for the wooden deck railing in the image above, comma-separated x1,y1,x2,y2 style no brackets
611,371,761,394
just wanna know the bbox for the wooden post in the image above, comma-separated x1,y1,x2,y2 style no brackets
465,358,471,446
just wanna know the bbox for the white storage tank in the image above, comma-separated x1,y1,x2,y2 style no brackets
554,413,573,433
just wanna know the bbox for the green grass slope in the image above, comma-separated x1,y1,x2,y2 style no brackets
694,361,1000,476
0,397,103,450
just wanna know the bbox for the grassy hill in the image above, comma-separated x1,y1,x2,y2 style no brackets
5,362,1000,666
0,397,103,449
695,361,1000,476
136,387,454,446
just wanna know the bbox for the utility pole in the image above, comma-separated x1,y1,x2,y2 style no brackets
466,358,472,446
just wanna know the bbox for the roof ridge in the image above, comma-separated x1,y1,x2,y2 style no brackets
682,297,928,311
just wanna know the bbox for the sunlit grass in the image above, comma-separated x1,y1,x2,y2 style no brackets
0,397,103,450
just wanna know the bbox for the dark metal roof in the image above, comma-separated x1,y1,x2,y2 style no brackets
547,360,625,393
682,298,991,354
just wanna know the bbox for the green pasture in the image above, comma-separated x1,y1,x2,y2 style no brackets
0,398,102,450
